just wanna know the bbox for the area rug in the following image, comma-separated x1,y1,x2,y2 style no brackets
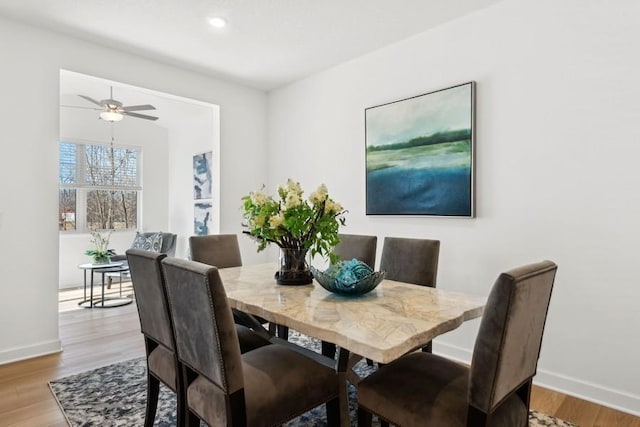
50,332,575,426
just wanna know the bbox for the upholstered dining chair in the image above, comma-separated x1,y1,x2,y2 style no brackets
126,249,272,427
380,236,440,353
188,233,242,268
161,257,341,427
188,233,273,334
379,236,440,288
357,260,558,427
333,233,378,268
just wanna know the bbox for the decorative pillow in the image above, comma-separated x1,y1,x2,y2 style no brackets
131,232,163,253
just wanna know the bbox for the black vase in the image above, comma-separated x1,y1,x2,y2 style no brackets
275,247,313,285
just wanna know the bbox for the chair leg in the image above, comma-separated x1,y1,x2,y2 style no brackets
144,373,160,427
326,397,340,426
175,375,186,427
357,407,373,427
467,404,488,426
186,409,200,427
180,364,200,427
277,324,289,340
321,341,336,358
516,380,533,427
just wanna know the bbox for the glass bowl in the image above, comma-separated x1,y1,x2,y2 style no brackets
311,265,385,296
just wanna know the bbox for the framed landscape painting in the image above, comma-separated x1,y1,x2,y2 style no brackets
365,82,475,217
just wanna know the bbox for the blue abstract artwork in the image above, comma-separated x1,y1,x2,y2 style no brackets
194,202,212,236
193,152,212,200
365,82,475,217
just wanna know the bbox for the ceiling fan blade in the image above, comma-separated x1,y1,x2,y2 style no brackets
61,104,103,111
78,95,103,106
122,104,156,112
123,111,159,121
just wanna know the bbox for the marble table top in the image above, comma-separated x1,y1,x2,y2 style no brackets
218,263,485,363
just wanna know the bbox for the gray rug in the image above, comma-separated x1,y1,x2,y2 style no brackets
50,332,575,426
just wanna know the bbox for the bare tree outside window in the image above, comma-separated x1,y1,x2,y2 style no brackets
59,141,140,232
59,142,77,230
59,189,77,230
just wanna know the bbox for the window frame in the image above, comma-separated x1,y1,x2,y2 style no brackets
59,138,142,234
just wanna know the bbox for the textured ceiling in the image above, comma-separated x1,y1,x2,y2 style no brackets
0,0,501,91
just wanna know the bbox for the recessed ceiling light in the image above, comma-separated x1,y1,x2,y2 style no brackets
208,17,227,28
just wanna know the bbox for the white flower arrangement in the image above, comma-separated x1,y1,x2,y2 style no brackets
242,179,346,262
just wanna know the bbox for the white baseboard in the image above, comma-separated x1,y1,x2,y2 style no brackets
433,340,473,365
435,341,640,417
533,369,640,417
0,339,62,365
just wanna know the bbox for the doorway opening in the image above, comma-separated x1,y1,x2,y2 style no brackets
58,69,220,312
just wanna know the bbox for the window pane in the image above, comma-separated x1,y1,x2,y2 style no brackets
86,190,138,230
60,141,141,233
84,145,138,188
59,189,76,231
59,142,76,184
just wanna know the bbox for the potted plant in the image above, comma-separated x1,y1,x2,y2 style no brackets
242,179,346,285
85,230,116,264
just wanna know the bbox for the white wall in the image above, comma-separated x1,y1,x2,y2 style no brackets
58,96,169,288
165,98,270,265
167,112,220,259
268,0,640,415
0,15,268,364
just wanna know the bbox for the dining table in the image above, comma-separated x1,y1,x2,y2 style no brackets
218,263,486,426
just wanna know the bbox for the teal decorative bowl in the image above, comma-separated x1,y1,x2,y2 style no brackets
311,263,385,296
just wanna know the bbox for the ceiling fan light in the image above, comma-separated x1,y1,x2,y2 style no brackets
100,111,124,122
208,16,227,28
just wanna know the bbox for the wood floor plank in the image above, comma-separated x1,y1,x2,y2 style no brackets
594,406,640,427
530,385,566,415
1,399,66,426
555,395,602,427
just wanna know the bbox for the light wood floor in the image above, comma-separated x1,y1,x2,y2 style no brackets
0,303,638,427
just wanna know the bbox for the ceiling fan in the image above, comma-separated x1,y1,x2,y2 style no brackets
67,86,158,122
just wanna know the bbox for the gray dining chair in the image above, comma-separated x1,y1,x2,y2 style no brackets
126,249,272,427
333,233,378,268
189,233,274,334
161,257,340,427
380,236,440,353
188,233,242,268
357,260,558,427
379,236,440,288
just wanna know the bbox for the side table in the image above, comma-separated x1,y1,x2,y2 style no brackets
78,262,133,308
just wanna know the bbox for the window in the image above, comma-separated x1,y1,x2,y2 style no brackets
59,141,141,232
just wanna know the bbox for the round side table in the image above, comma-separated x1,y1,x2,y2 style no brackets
77,262,133,308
